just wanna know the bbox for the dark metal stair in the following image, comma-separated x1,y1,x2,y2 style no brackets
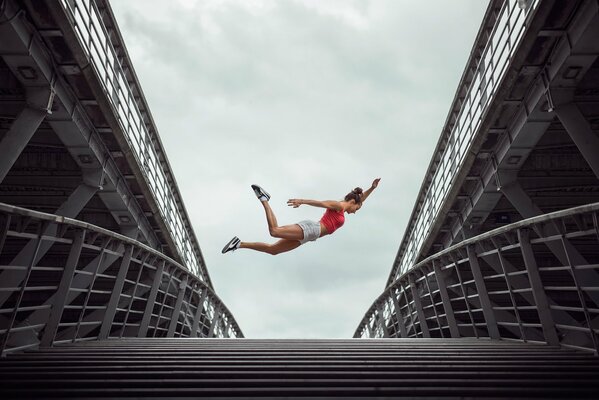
1,338,598,398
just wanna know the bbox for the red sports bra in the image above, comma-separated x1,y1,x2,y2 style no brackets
320,209,345,234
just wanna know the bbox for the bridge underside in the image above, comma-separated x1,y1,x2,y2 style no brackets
1,338,598,398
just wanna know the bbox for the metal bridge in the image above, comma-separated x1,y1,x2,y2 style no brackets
0,0,242,355
357,0,599,355
1,0,599,397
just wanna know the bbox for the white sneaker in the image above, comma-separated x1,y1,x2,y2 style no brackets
251,184,270,202
222,236,240,254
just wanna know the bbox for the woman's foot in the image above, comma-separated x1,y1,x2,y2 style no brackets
222,236,241,254
251,184,270,202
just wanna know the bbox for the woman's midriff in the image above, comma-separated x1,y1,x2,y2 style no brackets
319,222,329,237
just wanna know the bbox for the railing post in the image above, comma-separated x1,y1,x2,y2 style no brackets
467,245,500,339
138,261,165,337
1,221,46,354
208,303,222,338
517,228,559,346
433,261,459,338
390,288,408,338
167,276,188,337
376,302,390,338
409,274,430,338
41,229,85,347
191,287,209,338
99,245,133,340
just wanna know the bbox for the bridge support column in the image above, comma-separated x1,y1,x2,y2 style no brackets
99,245,133,340
409,274,430,338
0,87,53,183
390,290,408,338
191,289,209,337
40,230,85,347
467,246,500,339
167,276,188,338
433,261,459,338
209,305,222,338
518,229,559,346
138,261,165,337
375,303,390,338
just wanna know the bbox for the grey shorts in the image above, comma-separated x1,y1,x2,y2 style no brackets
297,220,321,245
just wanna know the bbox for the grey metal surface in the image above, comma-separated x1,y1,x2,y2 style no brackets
0,202,243,356
1,338,598,398
356,202,599,354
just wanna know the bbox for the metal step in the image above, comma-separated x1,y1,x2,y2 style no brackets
1,338,598,398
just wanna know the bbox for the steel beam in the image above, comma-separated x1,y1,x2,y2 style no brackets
40,229,85,347
167,276,188,338
99,245,133,340
0,105,47,182
433,261,459,338
390,289,408,338
517,228,559,346
138,261,165,338
467,245,500,339
409,274,430,338
191,288,209,338
554,102,599,179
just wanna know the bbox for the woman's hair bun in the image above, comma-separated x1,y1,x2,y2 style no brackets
353,187,363,195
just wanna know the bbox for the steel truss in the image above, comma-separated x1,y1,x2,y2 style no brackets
0,202,243,356
356,202,599,354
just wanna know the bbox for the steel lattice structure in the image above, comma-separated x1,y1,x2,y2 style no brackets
358,0,599,355
0,0,244,356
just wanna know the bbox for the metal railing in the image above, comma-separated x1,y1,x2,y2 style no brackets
58,0,206,279
392,0,540,281
0,202,243,356
356,202,599,354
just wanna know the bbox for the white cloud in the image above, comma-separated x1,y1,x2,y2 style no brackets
110,0,489,338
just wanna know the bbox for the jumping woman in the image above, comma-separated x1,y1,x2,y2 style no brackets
222,178,380,255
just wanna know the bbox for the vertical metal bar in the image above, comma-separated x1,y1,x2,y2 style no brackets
41,229,85,347
409,274,430,338
518,228,559,346
73,237,110,342
422,267,444,338
451,254,478,338
1,221,45,354
153,268,173,337
138,260,165,337
433,260,459,338
120,252,151,338
403,279,418,337
560,234,598,354
99,245,133,339
208,303,221,338
467,245,500,339
390,287,408,338
492,238,526,341
167,275,188,337
191,286,208,338
376,302,390,338
0,214,11,254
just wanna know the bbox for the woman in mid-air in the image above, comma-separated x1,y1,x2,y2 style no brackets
222,178,380,255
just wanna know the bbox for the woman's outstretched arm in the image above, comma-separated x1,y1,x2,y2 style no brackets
287,198,343,210
360,178,381,203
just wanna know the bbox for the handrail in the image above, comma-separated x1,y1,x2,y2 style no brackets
389,0,541,283
356,202,599,354
0,202,243,355
54,0,210,282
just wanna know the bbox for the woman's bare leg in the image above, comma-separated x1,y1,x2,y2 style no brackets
240,239,301,255
260,201,304,240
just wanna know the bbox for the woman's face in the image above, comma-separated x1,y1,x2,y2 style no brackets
347,200,362,214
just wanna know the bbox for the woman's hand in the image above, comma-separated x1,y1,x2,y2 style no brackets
287,199,302,208
372,178,381,189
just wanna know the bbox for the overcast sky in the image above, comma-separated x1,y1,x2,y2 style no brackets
110,0,488,338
